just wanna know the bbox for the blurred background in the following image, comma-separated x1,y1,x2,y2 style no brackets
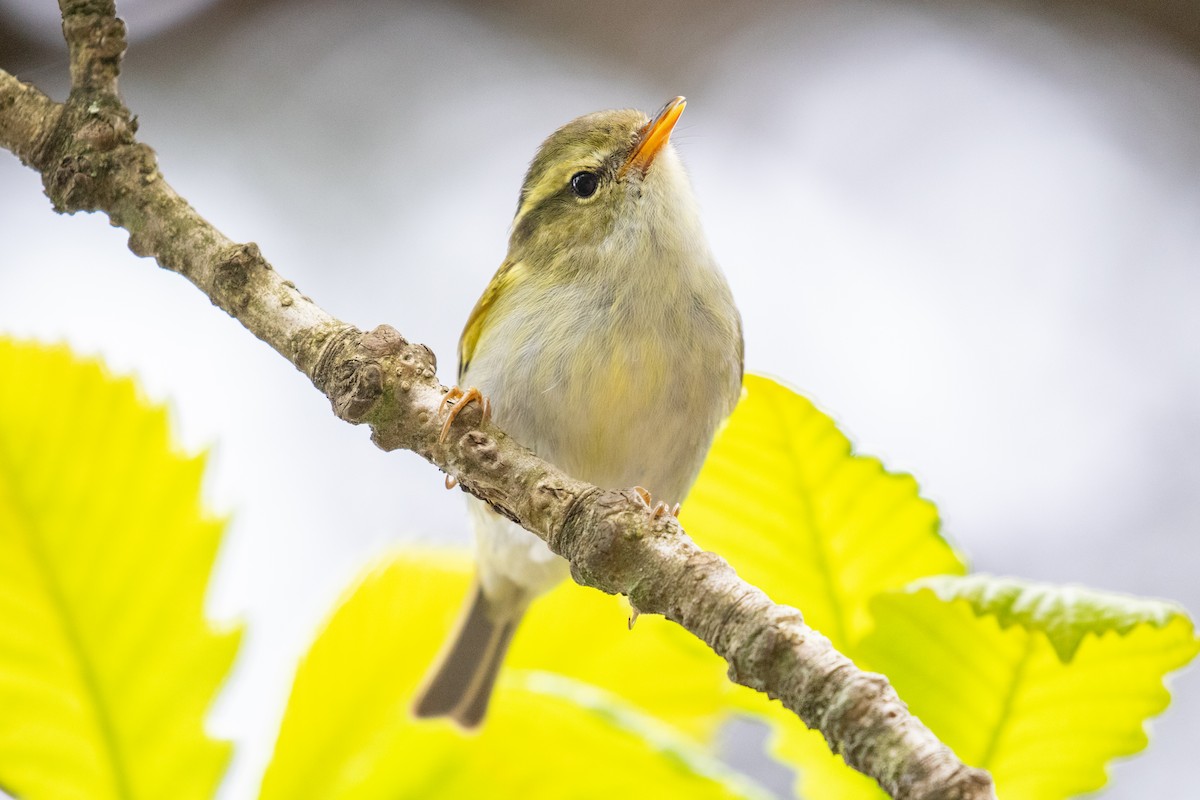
2,0,1198,797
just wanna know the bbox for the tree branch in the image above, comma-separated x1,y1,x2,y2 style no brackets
0,6,995,799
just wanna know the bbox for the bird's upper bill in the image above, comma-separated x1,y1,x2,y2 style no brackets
621,96,686,178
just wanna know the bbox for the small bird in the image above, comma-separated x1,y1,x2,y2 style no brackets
413,97,743,727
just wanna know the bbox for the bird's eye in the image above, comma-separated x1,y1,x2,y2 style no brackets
570,171,600,198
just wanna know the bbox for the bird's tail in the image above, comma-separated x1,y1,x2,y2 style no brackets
412,578,524,728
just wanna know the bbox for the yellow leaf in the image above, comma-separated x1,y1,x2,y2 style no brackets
260,553,771,800
0,341,241,800
513,574,735,740
680,374,973,796
861,580,1199,799
780,578,1200,800
682,374,966,653
770,719,883,800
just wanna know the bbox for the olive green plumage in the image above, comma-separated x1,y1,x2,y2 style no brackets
415,98,743,728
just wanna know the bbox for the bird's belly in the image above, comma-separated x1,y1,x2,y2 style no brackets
467,306,731,504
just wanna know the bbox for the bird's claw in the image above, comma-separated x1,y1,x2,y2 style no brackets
633,486,679,520
439,386,492,444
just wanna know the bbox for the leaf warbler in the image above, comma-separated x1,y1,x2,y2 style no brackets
413,97,743,727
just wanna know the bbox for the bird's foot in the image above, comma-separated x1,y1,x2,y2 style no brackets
439,386,492,443
633,486,680,520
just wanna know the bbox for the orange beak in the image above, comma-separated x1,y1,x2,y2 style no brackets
621,96,686,177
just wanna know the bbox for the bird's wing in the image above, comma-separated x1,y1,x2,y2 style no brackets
459,258,523,382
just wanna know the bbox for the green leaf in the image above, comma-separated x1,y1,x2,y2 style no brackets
910,573,1192,662
670,373,970,793
844,577,1197,800
260,552,768,800
0,341,241,800
513,569,735,740
682,374,1199,799
769,722,883,800
681,374,966,653
767,577,1200,800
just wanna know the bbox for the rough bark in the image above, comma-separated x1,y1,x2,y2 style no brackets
0,4,996,798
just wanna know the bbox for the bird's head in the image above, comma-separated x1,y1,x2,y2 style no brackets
509,97,700,267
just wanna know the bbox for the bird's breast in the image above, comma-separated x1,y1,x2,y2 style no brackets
463,261,740,503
